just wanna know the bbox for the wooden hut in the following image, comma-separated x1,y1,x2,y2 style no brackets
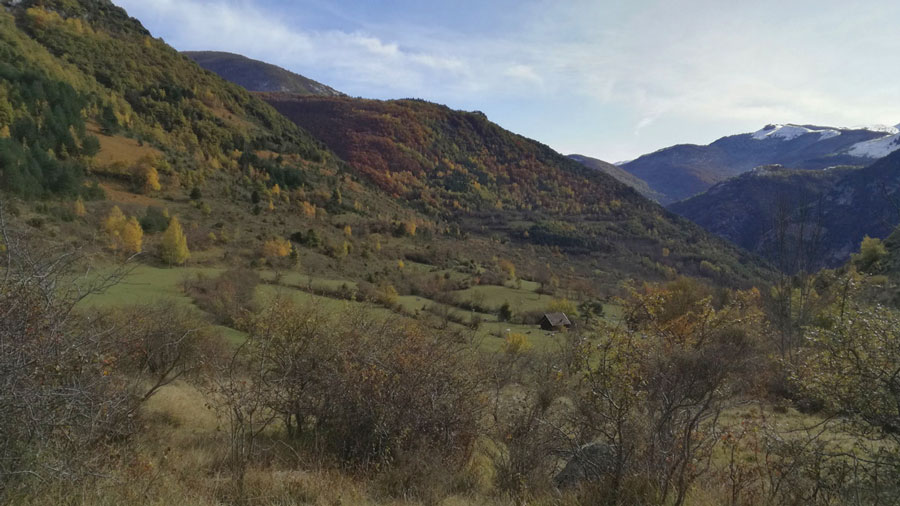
540,312,572,331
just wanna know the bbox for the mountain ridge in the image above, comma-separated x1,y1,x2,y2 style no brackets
184,51,343,97
622,123,898,204
567,153,663,202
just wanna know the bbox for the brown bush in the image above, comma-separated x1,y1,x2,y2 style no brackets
235,299,486,470
184,268,259,326
0,220,213,495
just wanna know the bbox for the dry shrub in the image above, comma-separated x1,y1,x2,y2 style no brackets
228,298,486,495
184,268,259,326
0,220,214,498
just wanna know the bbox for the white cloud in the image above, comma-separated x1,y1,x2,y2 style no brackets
112,0,900,160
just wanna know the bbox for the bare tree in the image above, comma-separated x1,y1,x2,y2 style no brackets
767,194,826,359
0,201,211,497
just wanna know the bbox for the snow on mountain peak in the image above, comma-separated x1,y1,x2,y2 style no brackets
847,133,900,158
851,124,900,135
751,124,841,141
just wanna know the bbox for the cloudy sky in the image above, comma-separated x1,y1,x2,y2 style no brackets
112,0,900,162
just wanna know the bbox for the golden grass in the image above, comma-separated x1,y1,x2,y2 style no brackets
97,181,160,206
89,125,162,167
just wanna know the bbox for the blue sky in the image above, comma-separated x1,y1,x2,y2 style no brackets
113,0,900,162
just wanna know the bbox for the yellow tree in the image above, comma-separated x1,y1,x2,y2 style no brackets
73,197,86,218
133,156,162,194
497,258,516,280
160,216,190,265
144,166,161,193
548,298,579,317
120,217,143,254
261,237,291,260
102,205,127,250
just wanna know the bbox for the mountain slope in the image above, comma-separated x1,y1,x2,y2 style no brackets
259,93,771,285
0,0,772,289
670,152,900,268
184,51,342,96
568,154,663,202
623,124,897,204
0,0,341,199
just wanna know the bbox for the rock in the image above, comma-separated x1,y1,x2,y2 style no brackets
554,442,617,489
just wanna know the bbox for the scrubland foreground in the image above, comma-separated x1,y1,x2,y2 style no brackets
3,211,900,506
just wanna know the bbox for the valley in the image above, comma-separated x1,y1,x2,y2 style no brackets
2,1,900,505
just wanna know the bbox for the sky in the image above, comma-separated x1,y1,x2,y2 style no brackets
112,0,900,163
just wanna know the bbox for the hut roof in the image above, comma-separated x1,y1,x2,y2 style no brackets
542,312,571,327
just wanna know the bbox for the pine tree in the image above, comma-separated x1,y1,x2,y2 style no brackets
160,216,190,265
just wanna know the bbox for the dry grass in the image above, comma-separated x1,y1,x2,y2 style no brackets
97,181,160,206
3,381,516,506
89,126,162,167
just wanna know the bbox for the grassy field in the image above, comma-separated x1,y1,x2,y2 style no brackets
452,284,552,313
255,283,398,322
259,270,359,291
80,260,615,355
81,264,224,308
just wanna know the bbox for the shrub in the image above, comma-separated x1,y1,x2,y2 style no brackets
503,332,532,355
185,268,260,326
0,227,212,493
236,300,485,469
140,206,169,233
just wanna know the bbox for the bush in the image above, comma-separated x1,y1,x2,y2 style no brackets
236,300,486,469
185,268,260,326
0,226,213,493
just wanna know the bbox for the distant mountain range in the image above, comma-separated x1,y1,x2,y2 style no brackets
616,123,900,204
184,51,343,96
670,150,900,268
566,154,664,202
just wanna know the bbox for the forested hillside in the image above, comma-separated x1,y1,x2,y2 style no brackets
0,0,337,199
671,151,900,268
0,0,768,288
568,153,663,201
261,93,769,285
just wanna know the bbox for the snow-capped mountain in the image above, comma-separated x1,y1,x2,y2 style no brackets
616,123,900,204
